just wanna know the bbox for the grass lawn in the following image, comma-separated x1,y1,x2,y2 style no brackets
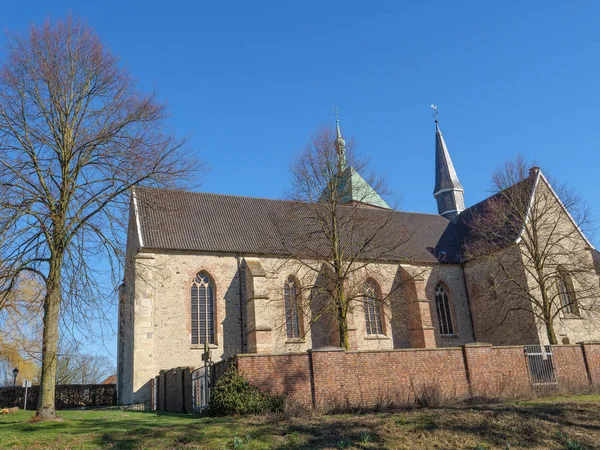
1,396,600,449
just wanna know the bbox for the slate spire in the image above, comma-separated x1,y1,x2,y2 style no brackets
433,119,465,221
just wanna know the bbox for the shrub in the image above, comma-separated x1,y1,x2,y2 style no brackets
413,383,443,408
209,365,284,416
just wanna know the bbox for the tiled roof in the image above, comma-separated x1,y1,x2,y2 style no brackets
452,178,535,261
101,375,117,385
134,187,454,263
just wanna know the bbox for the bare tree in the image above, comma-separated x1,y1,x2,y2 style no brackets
53,342,114,385
280,123,417,350
0,16,201,419
465,155,598,345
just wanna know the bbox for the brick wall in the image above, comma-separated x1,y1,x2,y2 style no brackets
463,344,531,398
582,342,600,389
221,342,600,411
237,353,312,407
154,342,600,413
553,345,590,393
308,348,469,409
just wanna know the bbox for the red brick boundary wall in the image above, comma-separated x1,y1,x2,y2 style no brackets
211,342,600,411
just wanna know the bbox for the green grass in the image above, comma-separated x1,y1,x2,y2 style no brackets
1,395,600,449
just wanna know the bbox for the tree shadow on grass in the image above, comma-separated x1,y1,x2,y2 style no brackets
392,402,600,449
70,412,279,449
274,416,385,450
5,402,600,449
274,402,600,450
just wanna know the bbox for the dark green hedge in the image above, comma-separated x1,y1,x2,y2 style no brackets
0,384,116,410
209,364,283,416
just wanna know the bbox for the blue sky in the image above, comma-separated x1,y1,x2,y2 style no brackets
2,1,599,361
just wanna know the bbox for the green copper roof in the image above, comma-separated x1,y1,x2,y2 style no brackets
320,166,390,209
322,111,389,209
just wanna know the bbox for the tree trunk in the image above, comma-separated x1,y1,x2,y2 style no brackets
36,261,62,420
544,316,558,345
333,277,350,350
338,311,349,350
540,284,558,345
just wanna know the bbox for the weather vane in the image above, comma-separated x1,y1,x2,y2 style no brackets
430,104,439,122
334,106,339,125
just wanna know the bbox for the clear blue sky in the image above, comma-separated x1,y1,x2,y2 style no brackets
2,1,599,362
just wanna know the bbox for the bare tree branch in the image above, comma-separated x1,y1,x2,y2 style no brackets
465,155,598,344
0,15,204,419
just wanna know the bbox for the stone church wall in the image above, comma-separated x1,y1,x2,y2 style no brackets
117,207,139,405
120,248,477,405
465,246,540,346
524,179,600,345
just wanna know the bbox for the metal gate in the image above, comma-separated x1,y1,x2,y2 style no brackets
525,344,557,385
151,376,158,410
192,366,210,413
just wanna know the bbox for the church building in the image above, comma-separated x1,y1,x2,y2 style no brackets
117,118,600,405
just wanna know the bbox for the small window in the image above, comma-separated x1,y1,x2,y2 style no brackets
557,271,579,315
191,271,215,345
364,280,384,335
284,276,301,339
435,283,454,335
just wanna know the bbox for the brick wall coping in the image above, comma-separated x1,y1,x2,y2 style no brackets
309,346,345,353
342,347,464,354
464,342,492,347
488,345,528,350
236,351,309,358
578,341,600,345
159,366,194,374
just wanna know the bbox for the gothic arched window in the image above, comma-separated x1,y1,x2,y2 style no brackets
557,269,579,316
191,271,215,345
284,276,301,339
364,280,384,335
435,283,454,335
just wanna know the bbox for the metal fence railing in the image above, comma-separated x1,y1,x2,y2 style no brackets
524,344,557,385
150,376,158,411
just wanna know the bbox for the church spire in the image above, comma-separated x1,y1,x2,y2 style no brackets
431,106,465,221
317,108,389,209
334,106,346,170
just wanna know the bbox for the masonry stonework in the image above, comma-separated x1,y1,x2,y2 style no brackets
119,170,600,406
121,248,479,404
204,342,600,412
552,345,590,392
462,344,531,398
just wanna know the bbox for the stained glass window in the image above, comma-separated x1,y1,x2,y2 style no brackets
435,283,454,335
284,277,301,338
364,280,383,335
191,272,215,345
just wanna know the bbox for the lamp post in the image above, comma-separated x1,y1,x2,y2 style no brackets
12,367,19,386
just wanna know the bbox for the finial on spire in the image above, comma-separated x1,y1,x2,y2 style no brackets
430,104,439,125
334,106,342,139
333,106,346,170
